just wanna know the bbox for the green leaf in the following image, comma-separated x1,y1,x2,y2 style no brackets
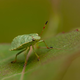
0,31,80,80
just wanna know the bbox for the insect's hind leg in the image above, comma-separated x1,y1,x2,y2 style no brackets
32,45,40,61
11,49,26,63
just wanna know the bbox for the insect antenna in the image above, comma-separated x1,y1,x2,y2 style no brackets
40,21,48,36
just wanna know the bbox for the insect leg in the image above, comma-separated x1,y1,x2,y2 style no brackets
32,45,40,61
23,47,30,67
42,40,53,49
11,49,26,63
36,40,60,50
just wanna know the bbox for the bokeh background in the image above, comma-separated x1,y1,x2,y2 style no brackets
0,0,80,43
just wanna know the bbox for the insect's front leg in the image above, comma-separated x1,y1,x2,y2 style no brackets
42,40,53,49
37,40,61,50
36,40,53,49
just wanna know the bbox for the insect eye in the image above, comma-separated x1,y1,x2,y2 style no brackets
32,39,35,41
31,36,35,41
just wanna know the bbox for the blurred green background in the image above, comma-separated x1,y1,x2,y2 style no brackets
0,0,80,43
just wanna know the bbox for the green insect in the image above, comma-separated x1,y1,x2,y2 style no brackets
10,21,53,66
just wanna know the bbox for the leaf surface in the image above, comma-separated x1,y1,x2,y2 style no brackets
0,31,80,80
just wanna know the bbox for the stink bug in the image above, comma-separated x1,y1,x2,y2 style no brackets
10,21,53,66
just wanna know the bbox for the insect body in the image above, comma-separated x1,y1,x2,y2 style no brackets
10,21,52,65
10,33,41,51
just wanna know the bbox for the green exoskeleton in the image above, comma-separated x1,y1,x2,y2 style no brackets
10,21,53,66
